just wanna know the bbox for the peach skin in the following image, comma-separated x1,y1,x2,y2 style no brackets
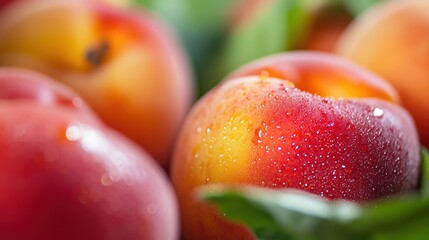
0,67,179,240
170,51,421,240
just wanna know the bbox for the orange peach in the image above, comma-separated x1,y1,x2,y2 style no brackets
0,0,194,167
336,0,429,147
171,52,420,239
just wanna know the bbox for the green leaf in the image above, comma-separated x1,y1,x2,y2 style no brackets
352,194,429,240
200,171,429,240
200,185,367,240
131,0,156,8
202,188,293,240
420,147,429,197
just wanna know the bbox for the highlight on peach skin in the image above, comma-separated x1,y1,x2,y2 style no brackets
0,67,179,240
0,0,194,167
336,0,429,148
170,51,421,240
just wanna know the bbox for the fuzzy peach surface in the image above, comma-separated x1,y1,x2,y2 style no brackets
171,75,420,240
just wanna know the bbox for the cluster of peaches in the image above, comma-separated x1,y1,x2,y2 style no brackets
0,0,427,239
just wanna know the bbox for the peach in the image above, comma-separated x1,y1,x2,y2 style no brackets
170,52,420,239
0,67,179,239
336,0,429,147
0,0,194,167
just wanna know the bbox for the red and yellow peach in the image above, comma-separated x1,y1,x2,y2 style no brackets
171,52,421,240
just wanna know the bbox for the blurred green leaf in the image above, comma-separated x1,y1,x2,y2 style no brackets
201,187,293,240
200,185,368,240
353,194,429,240
132,0,155,8
420,147,429,197
201,157,429,240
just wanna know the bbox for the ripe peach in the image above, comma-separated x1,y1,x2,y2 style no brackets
0,0,194,167
0,67,179,240
336,0,429,147
170,52,420,240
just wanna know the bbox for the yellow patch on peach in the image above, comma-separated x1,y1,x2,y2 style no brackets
0,1,99,71
191,112,253,184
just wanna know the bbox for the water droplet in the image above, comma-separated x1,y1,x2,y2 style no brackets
146,204,158,215
101,174,113,186
373,108,384,117
347,123,355,131
258,129,263,138
66,125,82,141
